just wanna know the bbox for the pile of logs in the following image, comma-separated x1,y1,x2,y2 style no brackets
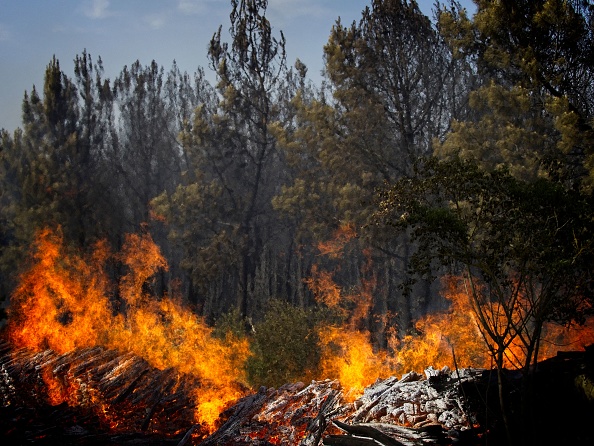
0,341,481,445
0,341,207,444
201,367,481,446
22,340,594,444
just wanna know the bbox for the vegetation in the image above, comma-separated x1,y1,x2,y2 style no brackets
375,156,594,442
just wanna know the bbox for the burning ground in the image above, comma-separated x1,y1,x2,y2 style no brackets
1,228,594,445
2,343,594,445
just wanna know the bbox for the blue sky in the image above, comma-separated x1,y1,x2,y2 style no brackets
0,0,474,132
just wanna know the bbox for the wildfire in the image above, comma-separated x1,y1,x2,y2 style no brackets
391,277,492,373
7,228,249,432
394,276,594,372
317,326,392,400
6,226,594,439
308,219,594,395
310,224,395,399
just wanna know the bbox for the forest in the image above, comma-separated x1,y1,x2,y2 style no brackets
1,0,594,406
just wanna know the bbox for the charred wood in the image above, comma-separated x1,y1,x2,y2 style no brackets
0,343,206,441
330,420,410,446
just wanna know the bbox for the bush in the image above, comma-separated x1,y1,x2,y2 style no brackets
246,300,321,388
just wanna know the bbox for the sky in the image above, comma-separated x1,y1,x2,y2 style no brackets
0,0,475,133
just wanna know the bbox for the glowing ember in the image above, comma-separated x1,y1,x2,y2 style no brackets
7,228,250,432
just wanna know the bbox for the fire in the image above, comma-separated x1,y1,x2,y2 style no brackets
317,326,392,400
538,318,594,358
9,226,594,437
7,227,250,432
310,225,395,399
391,277,491,373
310,247,594,398
393,276,594,372
317,223,358,259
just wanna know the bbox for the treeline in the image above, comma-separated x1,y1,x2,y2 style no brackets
1,0,594,366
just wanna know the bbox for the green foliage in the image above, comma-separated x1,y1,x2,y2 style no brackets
246,300,321,388
434,81,559,181
154,0,292,319
0,54,103,299
213,307,248,341
376,156,594,367
438,0,594,187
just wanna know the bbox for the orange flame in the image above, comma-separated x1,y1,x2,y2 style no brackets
390,277,491,373
317,326,392,400
391,276,594,373
305,265,343,310
311,262,594,396
7,228,250,432
310,225,394,399
317,223,357,259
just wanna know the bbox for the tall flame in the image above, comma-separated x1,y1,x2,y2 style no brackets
309,224,395,400
390,277,491,372
317,326,393,400
7,228,250,431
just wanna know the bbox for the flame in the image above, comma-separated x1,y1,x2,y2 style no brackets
317,223,357,259
310,260,594,397
390,277,491,373
7,228,250,432
537,318,594,359
317,326,392,400
305,265,343,310
391,276,594,372
310,225,394,399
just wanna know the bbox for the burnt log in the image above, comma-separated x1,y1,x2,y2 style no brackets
329,420,407,446
324,420,446,446
0,342,207,441
200,380,344,446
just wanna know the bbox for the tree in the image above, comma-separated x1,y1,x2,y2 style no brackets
274,0,475,334
0,53,210,306
438,0,594,187
0,53,121,305
1,56,97,248
434,81,564,181
113,60,185,230
324,0,471,178
376,155,594,442
153,0,291,319
207,0,288,318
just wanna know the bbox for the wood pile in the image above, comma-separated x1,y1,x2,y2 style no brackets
0,341,480,445
0,341,207,444
16,341,594,444
346,368,468,426
200,366,481,445
200,379,343,445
